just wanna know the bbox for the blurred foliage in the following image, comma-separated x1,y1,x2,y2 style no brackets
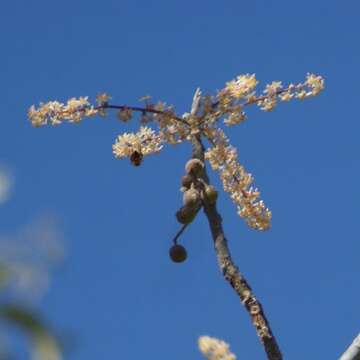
0,302,61,360
0,217,64,360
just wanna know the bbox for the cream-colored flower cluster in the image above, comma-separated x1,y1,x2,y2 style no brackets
225,73,258,100
217,73,325,122
223,105,247,126
152,103,191,145
28,97,98,126
112,126,163,158
205,128,271,230
257,73,325,111
28,73,324,230
116,100,192,144
198,336,236,360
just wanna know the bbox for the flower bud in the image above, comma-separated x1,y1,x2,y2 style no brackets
185,159,204,176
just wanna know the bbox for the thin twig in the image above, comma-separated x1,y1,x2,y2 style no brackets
172,224,189,245
101,104,190,125
339,333,360,360
98,86,285,129
211,87,289,109
190,133,282,360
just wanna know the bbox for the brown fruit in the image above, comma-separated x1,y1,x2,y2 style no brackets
176,206,197,224
183,188,201,208
185,159,204,176
181,174,193,188
169,244,187,263
204,185,218,204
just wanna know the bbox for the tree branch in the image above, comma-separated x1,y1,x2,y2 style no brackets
190,134,282,360
101,104,190,125
339,334,360,360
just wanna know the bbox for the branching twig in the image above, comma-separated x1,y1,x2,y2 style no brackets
100,104,190,125
190,133,282,360
339,333,360,360
28,76,324,359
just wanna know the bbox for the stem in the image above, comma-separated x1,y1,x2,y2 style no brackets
191,134,282,360
172,224,188,245
339,334,360,360
100,104,190,125
98,86,287,128
212,87,289,109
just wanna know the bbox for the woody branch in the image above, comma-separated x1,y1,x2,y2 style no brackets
189,89,282,360
190,134,282,360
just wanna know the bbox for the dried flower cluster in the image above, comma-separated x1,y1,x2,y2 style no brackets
205,128,271,230
28,97,99,126
198,336,236,360
222,72,324,114
113,126,163,159
28,73,324,230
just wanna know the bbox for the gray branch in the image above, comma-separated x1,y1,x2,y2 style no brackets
339,334,360,360
188,88,282,359
191,87,202,116
190,134,282,360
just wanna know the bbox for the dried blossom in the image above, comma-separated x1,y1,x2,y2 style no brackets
112,126,163,160
28,97,98,126
205,128,271,230
28,72,324,231
117,108,133,122
225,73,258,99
198,336,236,360
96,93,111,105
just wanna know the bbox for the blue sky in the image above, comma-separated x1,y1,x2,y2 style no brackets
1,0,359,359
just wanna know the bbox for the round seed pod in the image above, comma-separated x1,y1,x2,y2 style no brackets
185,159,204,176
169,244,187,263
181,174,193,189
176,206,197,224
204,185,218,204
183,188,201,208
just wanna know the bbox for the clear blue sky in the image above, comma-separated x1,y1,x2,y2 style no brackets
1,0,359,359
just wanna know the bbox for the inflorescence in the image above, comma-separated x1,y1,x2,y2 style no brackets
28,73,324,231
198,336,236,360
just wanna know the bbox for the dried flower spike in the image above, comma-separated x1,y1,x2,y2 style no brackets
28,72,324,231
198,336,236,360
96,93,111,105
